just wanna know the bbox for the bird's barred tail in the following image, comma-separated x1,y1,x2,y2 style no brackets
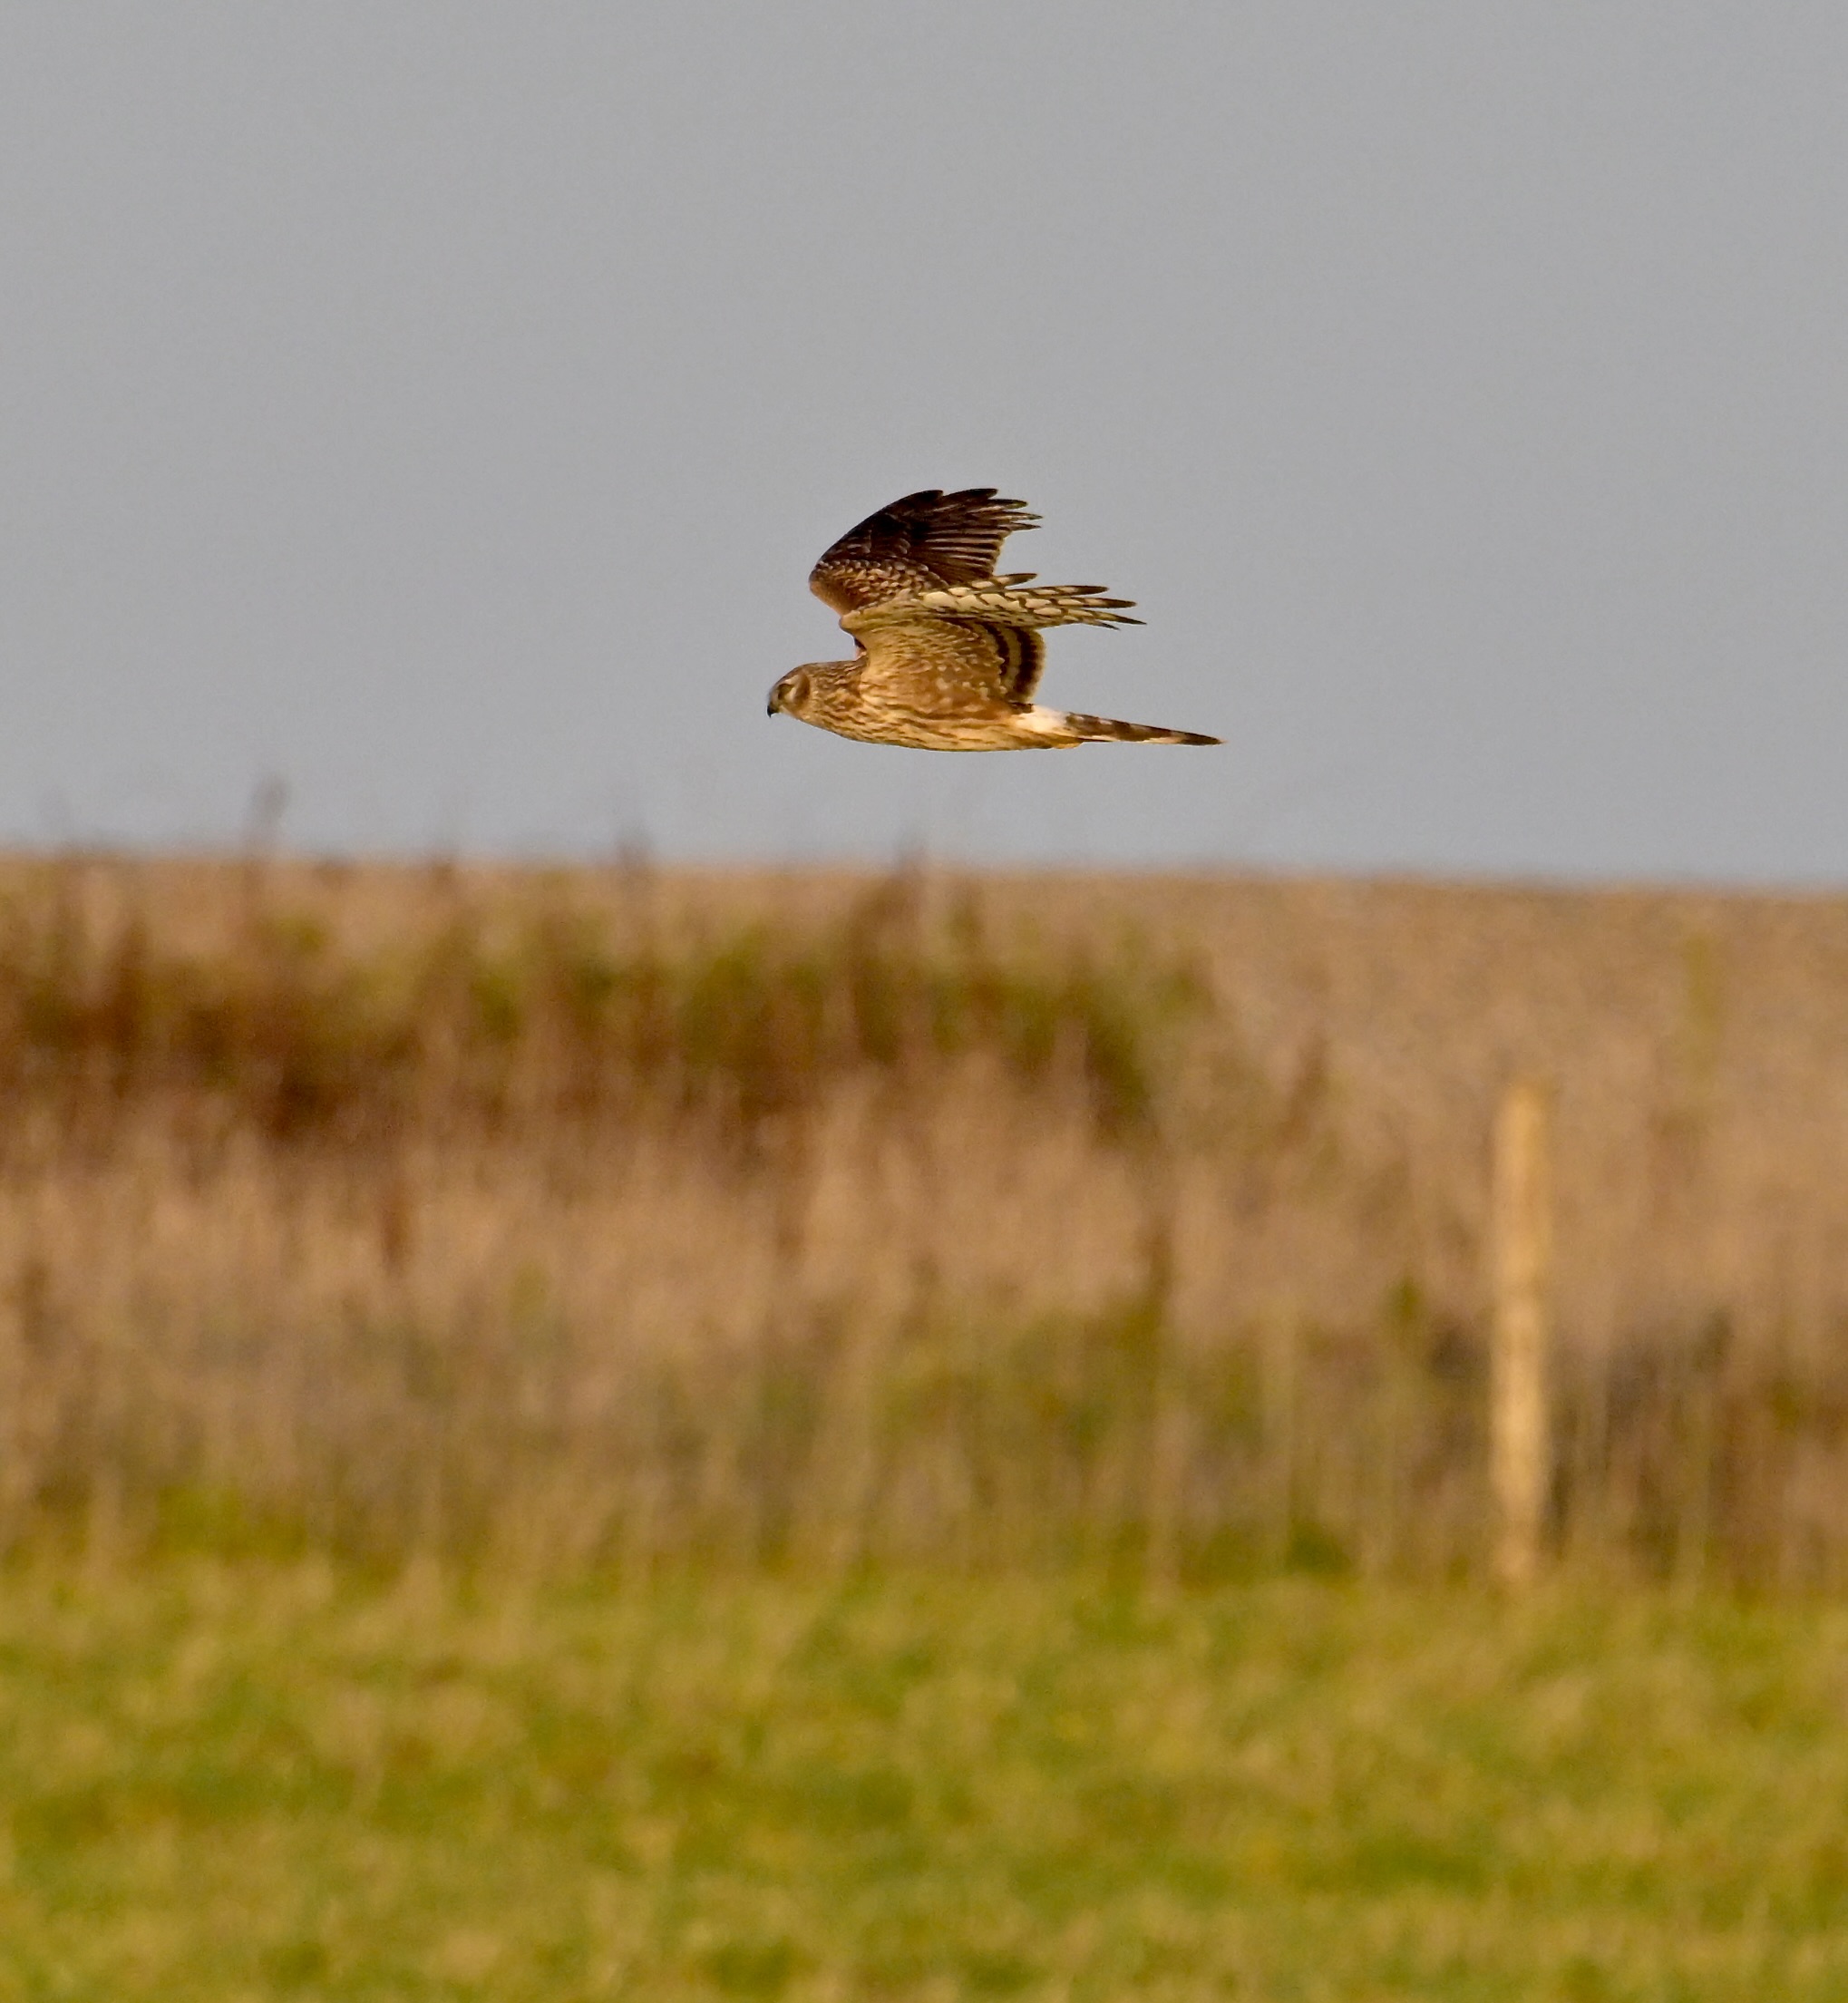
1054,709,1221,746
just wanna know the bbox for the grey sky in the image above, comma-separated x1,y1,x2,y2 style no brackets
5,4,1845,880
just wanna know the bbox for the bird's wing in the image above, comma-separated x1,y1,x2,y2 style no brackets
842,581,1140,705
847,608,1039,713
880,581,1141,631
809,490,1038,614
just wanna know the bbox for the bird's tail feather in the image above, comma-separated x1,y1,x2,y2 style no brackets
1041,708,1221,746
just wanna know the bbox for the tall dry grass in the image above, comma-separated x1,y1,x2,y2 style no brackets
2,851,1847,1585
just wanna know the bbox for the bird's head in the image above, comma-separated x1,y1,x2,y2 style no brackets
766,667,813,718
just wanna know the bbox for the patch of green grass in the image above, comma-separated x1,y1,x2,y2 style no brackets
1,1568,1846,1998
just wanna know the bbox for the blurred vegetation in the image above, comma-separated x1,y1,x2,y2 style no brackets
10,861,1848,1995
0,867,1196,1149
2,853,1848,1590
4,1563,1848,2001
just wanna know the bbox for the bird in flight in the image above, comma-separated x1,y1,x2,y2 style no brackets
767,489,1220,751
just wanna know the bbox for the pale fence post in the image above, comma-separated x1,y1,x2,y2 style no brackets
1491,1079,1552,1588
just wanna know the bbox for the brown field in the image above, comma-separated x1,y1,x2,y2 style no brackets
3,851,1847,1586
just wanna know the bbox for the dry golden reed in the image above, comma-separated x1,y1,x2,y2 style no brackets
2,850,1846,1586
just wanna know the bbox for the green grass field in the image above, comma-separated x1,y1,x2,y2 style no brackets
3,1566,1846,2000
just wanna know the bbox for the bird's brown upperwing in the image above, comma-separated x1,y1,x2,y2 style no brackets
809,489,1038,614
851,615,1027,715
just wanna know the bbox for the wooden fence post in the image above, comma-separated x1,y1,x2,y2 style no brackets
1492,1079,1552,1588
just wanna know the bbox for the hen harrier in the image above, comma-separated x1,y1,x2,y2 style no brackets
766,489,1220,750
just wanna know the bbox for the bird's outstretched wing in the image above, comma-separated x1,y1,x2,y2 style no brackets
848,616,1038,717
809,489,1039,614
842,580,1141,705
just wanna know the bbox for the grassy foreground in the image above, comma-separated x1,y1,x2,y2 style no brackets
2,1570,1846,2000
